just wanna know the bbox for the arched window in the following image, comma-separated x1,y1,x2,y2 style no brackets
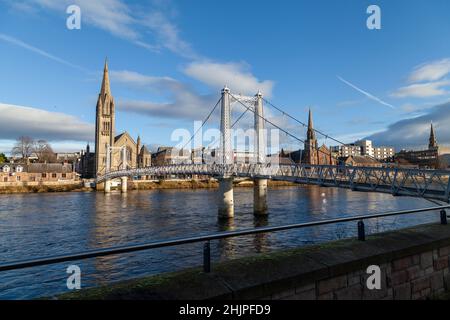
2,165,10,173
127,147,133,162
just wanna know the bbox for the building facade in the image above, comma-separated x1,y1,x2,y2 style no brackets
395,124,440,168
301,109,336,165
0,163,77,183
331,140,395,160
80,60,151,178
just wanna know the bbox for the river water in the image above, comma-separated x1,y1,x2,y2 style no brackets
0,186,441,299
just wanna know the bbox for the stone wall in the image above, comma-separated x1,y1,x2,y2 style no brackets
268,246,450,300
58,223,450,300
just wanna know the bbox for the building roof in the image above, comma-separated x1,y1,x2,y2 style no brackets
100,59,111,96
340,155,380,164
27,163,73,173
0,163,73,173
140,145,151,155
114,131,137,146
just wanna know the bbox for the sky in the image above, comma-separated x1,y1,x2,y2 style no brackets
1,0,450,154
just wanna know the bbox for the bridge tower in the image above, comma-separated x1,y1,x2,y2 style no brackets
254,91,268,215
218,86,234,219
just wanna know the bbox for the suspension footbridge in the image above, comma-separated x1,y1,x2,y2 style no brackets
96,87,450,218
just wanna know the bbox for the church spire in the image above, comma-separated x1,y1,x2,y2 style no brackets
307,108,316,141
100,58,111,96
429,122,437,149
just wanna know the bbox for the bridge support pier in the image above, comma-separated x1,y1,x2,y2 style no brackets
254,179,268,216
121,177,128,193
104,179,111,193
218,178,234,219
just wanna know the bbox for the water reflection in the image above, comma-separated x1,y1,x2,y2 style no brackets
253,216,269,253
0,185,439,299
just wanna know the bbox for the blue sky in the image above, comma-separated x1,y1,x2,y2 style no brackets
1,0,450,154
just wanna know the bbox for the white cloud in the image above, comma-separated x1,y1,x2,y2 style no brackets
0,103,94,142
391,81,450,98
184,61,274,97
25,0,191,56
110,70,183,94
366,101,450,149
408,58,450,83
111,70,218,120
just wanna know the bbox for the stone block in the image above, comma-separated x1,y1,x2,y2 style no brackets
444,274,450,290
291,289,316,300
411,254,420,265
271,288,295,300
295,283,315,294
406,265,423,280
347,271,362,286
393,283,411,300
412,277,430,293
433,256,449,271
317,292,334,300
334,284,363,300
438,245,450,257
420,251,433,269
317,275,347,295
430,272,444,292
392,256,413,271
388,270,408,286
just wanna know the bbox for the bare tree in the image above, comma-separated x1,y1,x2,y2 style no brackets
34,139,56,163
11,136,35,161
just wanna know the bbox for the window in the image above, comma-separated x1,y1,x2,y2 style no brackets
16,176,21,181
3,177,7,182
42,173,47,178
30,176,35,182
52,173,57,178
62,173,66,178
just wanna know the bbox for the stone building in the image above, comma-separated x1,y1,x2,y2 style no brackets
339,155,382,167
395,123,440,169
301,109,336,165
78,143,95,178
0,163,76,183
151,147,190,166
83,60,151,177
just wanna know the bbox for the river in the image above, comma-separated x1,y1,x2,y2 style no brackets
0,186,441,299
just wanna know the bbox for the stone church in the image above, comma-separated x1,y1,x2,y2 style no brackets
278,109,336,165
301,109,336,165
86,60,151,178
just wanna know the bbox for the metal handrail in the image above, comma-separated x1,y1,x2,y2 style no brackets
0,205,449,273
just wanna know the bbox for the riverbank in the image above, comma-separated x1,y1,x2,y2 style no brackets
132,179,297,190
0,182,89,194
0,179,297,194
56,223,450,300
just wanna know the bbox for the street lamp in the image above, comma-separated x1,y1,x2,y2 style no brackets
106,144,128,173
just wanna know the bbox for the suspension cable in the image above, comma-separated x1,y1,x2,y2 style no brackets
229,92,343,164
180,97,222,153
231,108,250,128
262,97,379,162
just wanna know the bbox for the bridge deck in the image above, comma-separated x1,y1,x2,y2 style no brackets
96,164,450,202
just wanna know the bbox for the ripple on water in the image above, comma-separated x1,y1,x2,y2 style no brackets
0,186,439,299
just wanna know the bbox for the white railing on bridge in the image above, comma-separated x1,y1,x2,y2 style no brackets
95,164,450,202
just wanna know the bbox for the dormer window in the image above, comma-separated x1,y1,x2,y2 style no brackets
15,165,23,173
2,165,10,173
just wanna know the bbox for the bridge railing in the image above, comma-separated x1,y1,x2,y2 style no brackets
95,163,450,202
0,205,449,276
